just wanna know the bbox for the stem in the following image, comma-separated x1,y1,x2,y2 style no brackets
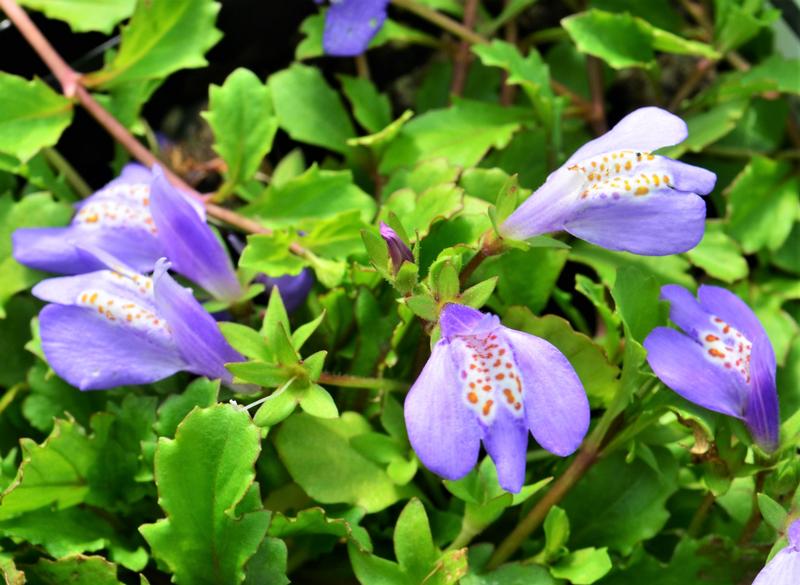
42,147,92,198
0,383,26,416
687,491,716,537
450,0,479,98
355,54,370,79
499,0,519,107
739,469,768,545
460,231,505,286
586,56,607,135
487,446,598,568
668,58,715,112
391,0,487,46
317,372,407,392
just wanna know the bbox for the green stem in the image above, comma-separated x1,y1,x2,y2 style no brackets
0,383,27,417
317,372,407,392
391,0,488,45
42,147,92,198
687,491,716,537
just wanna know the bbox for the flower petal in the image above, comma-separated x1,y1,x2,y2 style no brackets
565,107,688,166
789,519,800,550
503,329,589,456
149,167,241,301
744,334,780,452
322,0,389,57
644,327,746,417
500,167,584,240
440,303,499,338
256,269,314,313
752,548,800,585
563,190,706,255
152,260,243,383
404,340,481,480
660,284,713,340
39,304,186,391
481,408,529,493
697,285,771,348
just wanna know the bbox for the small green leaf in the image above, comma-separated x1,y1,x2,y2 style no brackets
227,361,291,388
154,378,219,438
685,222,749,283
0,74,74,162
220,322,270,361
543,506,570,560
25,555,122,585
406,295,440,321
253,379,300,427
292,311,326,351
204,68,278,197
550,547,612,584
394,499,438,583
434,261,460,301
139,405,269,585
87,0,222,87
757,493,788,532
340,75,392,134
460,277,498,308
19,0,135,34
299,384,339,419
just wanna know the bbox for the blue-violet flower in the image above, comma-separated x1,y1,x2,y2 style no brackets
644,284,779,451
32,255,242,390
318,0,390,57
752,519,800,585
404,304,590,493
13,164,242,302
500,107,717,255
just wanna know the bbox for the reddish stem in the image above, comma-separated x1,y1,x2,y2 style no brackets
450,0,479,98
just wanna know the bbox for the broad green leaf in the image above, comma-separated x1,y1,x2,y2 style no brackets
380,99,529,172
274,413,404,513
757,493,788,532
348,543,414,585
543,506,570,559
462,563,556,585
726,157,799,253
243,536,289,585
268,507,371,551
714,0,780,52
685,222,749,283
612,265,667,343
382,184,464,238
204,68,278,197
25,555,122,585
270,64,355,154
242,166,375,227
0,418,93,519
87,0,222,87
550,547,612,584
238,230,308,277
0,73,74,162
394,499,438,583
563,10,718,70
139,405,269,585
561,447,679,554
19,0,135,33
504,309,620,407
340,75,392,134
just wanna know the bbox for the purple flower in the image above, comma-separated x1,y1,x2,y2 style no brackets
644,285,779,451
13,164,241,302
255,269,315,313
32,255,243,391
404,304,590,493
380,222,413,274
319,0,390,57
500,107,717,256
752,519,800,585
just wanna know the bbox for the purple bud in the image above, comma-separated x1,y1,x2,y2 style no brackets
380,222,413,274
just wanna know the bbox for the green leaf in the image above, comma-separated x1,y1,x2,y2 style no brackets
0,418,93,519
253,379,300,427
562,9,718,69
685,222,749,283
242,166,375,228
25,555,122,585
139,405,269,585
462,563,556,585
0,297,39,386
612,265,667,344
726,157,799,253
383,184,464,238
274,413,404,513
393,499,438,583
299,384,339,419
18,0,135,34
0,192,72,317
714,0,780,52
87,0,222,87
243,536,289,585
662,99,748,158
550,547,612,584
204,68,278,197
238,230,308,277
0,73,74,162
340,75,392,134
21,364,106,433
380,99,529,173
220,322,271,361
154,378,220,438
348,543,414,585
504,309,620,407
270,64,355,154
757,493,788,532
543,506,570,560
460,277,498,308
561,447,679,554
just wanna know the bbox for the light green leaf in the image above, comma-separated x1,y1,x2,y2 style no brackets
19,0,135,34
204,68,278,197
25,555,122,585
299,384,339,419
662,99,748,158
87,0,222,87
685,222,748,283
550,547,612,584
340,75,392,134
274,413,404,513
0,73,74,162
270,64,355,154
394,499,438,583
139,405,269,585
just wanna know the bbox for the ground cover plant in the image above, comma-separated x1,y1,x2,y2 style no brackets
0,0,798,583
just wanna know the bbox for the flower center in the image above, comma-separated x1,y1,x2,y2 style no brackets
700,315,752,383
567,150,673,201
74,184,156,234
457,332,524,424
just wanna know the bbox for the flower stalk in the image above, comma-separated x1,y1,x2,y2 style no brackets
317,372,407,392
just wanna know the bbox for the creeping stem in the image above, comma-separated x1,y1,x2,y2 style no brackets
317,372,407,392
0,0,306,255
